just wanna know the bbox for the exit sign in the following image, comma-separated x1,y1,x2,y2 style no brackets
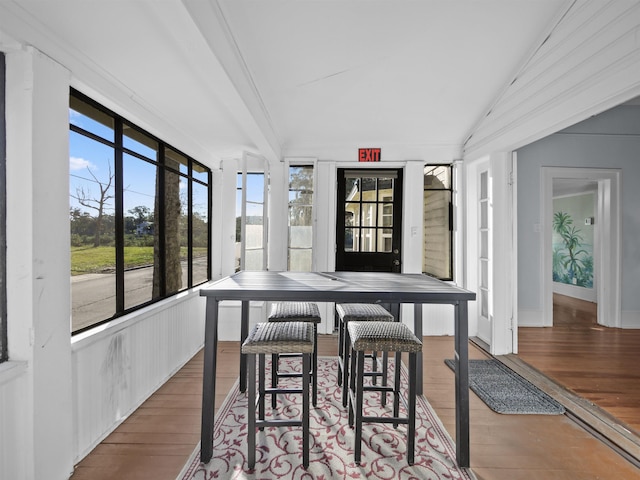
358,148,381,162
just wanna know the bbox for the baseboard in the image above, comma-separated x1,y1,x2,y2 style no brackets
553,282,596,303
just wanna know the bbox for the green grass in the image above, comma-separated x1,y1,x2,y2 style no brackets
71,246,118,275
71,246,207,275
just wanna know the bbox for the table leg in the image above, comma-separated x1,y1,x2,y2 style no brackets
200,298,219,464
454,300,470,468
413,303,423,396
239,300,250,393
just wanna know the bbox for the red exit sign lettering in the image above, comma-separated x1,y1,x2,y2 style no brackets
358,148,381,162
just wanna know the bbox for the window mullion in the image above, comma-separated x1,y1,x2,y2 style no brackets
240,162,247,271
262,168,268,270
114,120,125,313
187,172,193,288
0,53,7,362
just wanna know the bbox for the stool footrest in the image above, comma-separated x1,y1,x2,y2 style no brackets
361,385,394,393
256,419,303,429
265,387,303,395
359,416,409,425
274,372,307,379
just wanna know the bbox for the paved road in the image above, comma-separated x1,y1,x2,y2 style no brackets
71,259,207,332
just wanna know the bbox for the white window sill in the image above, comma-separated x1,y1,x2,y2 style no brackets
71,287,203,351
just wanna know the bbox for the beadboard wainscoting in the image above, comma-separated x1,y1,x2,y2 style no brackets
71,291,206,463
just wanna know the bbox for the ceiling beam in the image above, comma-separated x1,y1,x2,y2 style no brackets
182,0,281,164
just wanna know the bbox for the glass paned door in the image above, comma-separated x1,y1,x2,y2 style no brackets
479,170,491,321
335,169,403,272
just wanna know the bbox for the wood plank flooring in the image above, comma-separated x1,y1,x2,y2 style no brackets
72,330,640,480
518,294,640,436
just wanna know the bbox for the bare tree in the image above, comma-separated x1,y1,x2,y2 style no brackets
71,163,115,248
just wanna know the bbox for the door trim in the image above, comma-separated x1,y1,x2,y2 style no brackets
541,167,621,328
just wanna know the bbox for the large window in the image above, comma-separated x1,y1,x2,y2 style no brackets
69,90,211,334
423,165,453,280
0,53,6,363
288,165,313,271
235,170,267,271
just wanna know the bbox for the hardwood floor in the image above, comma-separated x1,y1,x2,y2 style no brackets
517,293,640,443
72,330,640,480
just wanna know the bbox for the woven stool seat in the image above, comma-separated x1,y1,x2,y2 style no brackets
242,321,314,355
268,301,321,323
336,303,394,407
347,321,422,466
242,321,314,470
268,302,321,407
336,303,394,322
347,321,422,353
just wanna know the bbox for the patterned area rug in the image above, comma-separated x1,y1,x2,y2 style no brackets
179,357,475,480
445,358,565,415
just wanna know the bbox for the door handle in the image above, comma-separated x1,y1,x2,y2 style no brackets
393,260,400,266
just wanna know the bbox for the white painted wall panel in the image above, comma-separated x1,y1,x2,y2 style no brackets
0,366,29,480
71,294,205,463
420,304,456,336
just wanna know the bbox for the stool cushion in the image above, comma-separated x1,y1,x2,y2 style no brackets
242,322,315,355
348,321,422,353
336,303,394,322
269,301,321,323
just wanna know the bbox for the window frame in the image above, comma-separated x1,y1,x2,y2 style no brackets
235,154,268,272
69,89,212,335
0,53,7,362
422,164,454,281
287,163,314,271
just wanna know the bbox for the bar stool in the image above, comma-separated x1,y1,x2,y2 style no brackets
268,301,321,407
346,321,422,466
336,303,394,407
241,321,315,469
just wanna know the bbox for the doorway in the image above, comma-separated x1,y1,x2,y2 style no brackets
541,167,621,328
335,168,403,272
551,179,598,325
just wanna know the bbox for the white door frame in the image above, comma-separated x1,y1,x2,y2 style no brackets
465,157,489,346
541,167,621,327
467,153,516,355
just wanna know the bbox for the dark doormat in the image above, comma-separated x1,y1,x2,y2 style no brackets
445,358,565,415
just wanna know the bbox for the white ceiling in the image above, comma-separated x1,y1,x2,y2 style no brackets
0,0,568,167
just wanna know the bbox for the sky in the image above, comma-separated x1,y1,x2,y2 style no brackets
69,109,190,217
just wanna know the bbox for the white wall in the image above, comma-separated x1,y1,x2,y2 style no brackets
0,45,211,479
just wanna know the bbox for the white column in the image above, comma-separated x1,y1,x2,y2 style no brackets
489,152,514,355
267,160,287,271
6,47,74,479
